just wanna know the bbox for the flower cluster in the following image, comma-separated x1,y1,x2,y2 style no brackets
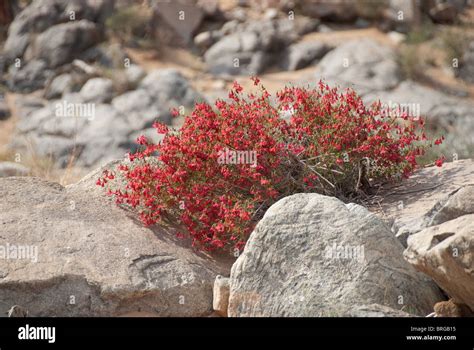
98,79,443,251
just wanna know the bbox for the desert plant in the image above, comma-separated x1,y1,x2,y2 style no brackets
398,45,425,80
98,79,443,251
405,19,435,44
356,0,389,20
440,27,470,66
105,5,152,40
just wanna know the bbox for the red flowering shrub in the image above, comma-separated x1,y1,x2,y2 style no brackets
98,78,444,251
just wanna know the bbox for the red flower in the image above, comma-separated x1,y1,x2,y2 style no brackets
232,81,243,93
98,79,442,252
434,136,444,145
435,157,445,167
251,76,260,86
136,135,148,145
171,108,180,117
152,122,169,134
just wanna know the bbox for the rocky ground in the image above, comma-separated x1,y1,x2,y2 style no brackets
0,158,472,317
0,0,473,317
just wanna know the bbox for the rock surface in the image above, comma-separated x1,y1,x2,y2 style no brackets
369,159,474,246
139,69,204,112
4,0,66,59
386,0,421,32
3,0,113,92
204,31,270,76
3,0,112,60
404,214,474,312
153,1,204,44
315,38,401,94
44,73,75,99
281,41,330,71
0,161,233,316
80,77,115,103
0,162,30,177
124,64,146,86
10,69,202,168
80,42,128,69
28,20,102,69
8,59,54,93
212,275,230,317
347,303,416,317
228,193,443,317
424,185,474,227
204,17,318,76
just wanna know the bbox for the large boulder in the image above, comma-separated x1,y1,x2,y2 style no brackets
3,0,114,92
315,39,401,95
3,0,65,60
204,17,318,76
0,163,233,316
204,32,270,76
138,68,204,116
80,77,115,103
281,40,330,71
404,214,474,312
73,103,131,167
7,59,54,93
44,73,76,99
369,159,474,246
27,20,102,69
228,193,444,317
3,0,113,61
112,69,203,128
152,1,204,44
111,89,166,128
385,0,421,33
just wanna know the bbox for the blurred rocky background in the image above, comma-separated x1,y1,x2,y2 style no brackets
0,0,473,184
